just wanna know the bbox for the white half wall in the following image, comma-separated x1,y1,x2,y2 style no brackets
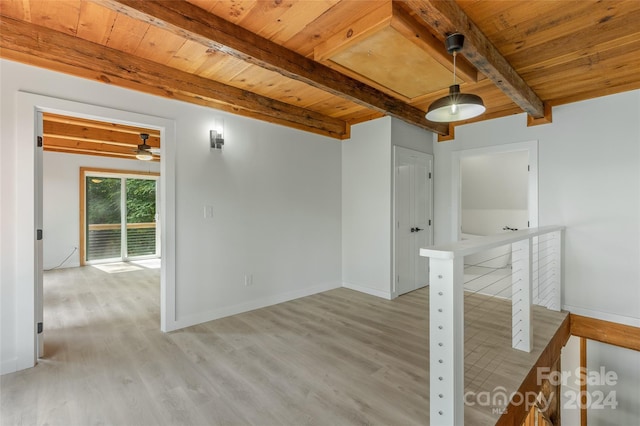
1,59,342,374
43,152,160,270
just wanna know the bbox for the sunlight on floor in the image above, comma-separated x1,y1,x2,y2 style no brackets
91,258,161,273
131,258,161,269
92,262,143,274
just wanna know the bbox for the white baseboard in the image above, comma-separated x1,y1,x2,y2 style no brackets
169,280,342,331
342,281,392,300
1,357,17,375
563,304,640,327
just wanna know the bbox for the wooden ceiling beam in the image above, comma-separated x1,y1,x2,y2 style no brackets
45,145,159,162
98,0,449,135
0,16,348,139
45,113,161,138
43,136,143,156
402,0,546,119
44,120,161,148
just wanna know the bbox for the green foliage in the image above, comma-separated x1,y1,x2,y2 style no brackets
86,177,121,224
86,176,157,260
86,177,156,224
126,178,156,223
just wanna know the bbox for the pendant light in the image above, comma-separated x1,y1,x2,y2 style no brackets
426,33,485,122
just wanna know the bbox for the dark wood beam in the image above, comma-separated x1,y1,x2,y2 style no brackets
403,0,546,119
98,0,449,135
0,16,348,139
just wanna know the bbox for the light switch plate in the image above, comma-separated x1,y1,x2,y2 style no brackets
204,205,214,219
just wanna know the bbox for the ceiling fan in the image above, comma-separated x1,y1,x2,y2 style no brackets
134,133,160,160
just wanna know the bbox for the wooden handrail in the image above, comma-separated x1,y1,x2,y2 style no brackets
508,315,640,426
570,314,640,352
88,222,156,231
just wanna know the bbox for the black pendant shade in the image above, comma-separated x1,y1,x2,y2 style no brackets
426,34,485,123
426,84,485,122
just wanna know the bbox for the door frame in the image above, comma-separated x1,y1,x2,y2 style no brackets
392,146,434,299
451,140,539,241
15,92,177,371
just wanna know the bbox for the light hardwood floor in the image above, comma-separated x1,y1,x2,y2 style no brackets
1,265,567,425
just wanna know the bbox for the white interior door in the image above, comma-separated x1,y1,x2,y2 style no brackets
394,147,433,296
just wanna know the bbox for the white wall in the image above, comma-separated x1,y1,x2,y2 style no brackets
1,59,342,373
341,117,433,298
461,151,528,235
587,341,640,424
43,152,161,269
342,117,393,298
434,90,640,422
561,336,640,424
391,118,435,154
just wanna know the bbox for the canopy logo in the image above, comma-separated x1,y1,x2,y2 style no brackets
464,366,619,414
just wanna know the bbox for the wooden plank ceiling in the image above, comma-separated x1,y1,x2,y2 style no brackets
2,0,640,156
43,113,161,161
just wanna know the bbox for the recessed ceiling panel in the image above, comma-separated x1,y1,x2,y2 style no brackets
329,27,457,99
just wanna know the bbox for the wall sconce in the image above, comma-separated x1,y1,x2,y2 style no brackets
210,118,224,150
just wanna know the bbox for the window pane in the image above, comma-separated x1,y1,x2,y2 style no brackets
126,178,157,257
86,177,121,260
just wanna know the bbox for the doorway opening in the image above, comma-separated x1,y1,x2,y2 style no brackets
40,115,163,360
452,141,538,242
451,141,538,298
15,91,177,371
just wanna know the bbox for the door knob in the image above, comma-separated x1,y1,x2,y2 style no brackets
415,227,423,232
410,227,416,233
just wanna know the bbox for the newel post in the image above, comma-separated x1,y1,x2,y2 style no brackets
429,255,465,424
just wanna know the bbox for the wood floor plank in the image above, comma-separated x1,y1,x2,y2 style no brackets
0,264,568,425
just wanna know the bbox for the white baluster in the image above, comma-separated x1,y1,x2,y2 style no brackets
546,230,563,311
512,238,533,352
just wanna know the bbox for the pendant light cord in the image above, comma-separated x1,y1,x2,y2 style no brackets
453,51,458,85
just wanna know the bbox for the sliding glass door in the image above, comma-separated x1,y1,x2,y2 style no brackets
84,170,159,263
125,178,158,257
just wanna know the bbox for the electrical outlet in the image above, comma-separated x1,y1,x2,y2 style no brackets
244,274,253,286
